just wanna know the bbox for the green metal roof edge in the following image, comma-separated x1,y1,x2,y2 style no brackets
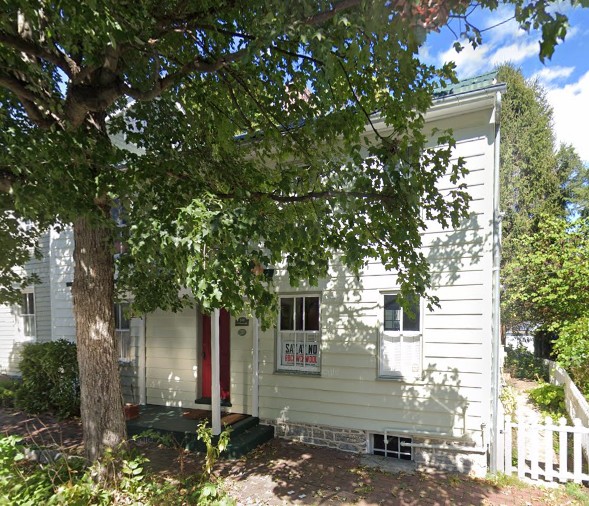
434,71,499,98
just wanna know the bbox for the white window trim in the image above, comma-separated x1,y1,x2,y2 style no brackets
276,293,321,374
115,302,133,364
378,292,423,380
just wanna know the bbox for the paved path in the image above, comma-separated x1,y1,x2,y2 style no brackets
508,377,560,480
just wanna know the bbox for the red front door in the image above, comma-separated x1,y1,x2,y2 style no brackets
201,309,231,401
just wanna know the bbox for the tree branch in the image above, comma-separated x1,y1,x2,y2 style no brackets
0,74,59,127
336,59,383,140
0,29,77,77
305,0,362,26
122,48,249,101
216,189,395,203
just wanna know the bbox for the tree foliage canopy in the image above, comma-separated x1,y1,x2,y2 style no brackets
496,64,589,333
0,0,475,321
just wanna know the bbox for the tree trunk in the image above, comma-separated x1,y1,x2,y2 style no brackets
72,215,126,462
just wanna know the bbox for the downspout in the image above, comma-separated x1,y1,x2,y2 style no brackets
490,90,503,473
252,317,259,418
138,316,146,405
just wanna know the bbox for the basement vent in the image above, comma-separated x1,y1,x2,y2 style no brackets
372,434,413,460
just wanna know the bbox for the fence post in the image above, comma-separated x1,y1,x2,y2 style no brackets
544,415,553,482
530,412,539,480
574,418,582,484
559,417,568,483
505,415,513,476
518,410,526,479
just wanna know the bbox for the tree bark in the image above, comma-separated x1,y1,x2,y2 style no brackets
72,215,126,462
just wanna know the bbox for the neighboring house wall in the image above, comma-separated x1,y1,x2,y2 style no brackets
0,305,20,375
0,232,53,374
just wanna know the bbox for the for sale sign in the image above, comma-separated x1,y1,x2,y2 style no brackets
282,342,319,368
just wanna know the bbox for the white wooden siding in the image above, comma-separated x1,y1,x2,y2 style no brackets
258,106,496,442
49,228,75,341
145,307,198,407
0,233,53,374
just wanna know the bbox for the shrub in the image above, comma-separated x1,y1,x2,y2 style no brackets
500,384,518,416
0,377,19,408
528,383,566,418
15,340,80,418
504,345,549,381
553,317,589,397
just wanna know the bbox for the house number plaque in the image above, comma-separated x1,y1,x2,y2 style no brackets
235,317,249,326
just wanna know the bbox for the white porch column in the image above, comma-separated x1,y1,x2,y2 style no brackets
138,317,146,405
211,308,221,435
252,317,259,418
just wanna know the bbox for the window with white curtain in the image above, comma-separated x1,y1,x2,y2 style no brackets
379,293,421,379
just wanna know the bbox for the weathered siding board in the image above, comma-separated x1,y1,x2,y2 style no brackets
49,228,75,341
0,305,19,374
228,315,254,413
145,307,198,407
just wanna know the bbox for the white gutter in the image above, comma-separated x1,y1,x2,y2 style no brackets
490,90,503,472
368,83,506,136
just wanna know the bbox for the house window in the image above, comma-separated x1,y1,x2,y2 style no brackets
115,303,132,361
372,434,413,460
277,295,320,373
20,291,36,339
379,294,421,379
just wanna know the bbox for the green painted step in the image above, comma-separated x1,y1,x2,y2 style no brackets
126,408,274,457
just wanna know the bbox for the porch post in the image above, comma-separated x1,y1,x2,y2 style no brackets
138,316,146,405
252,317,259,418
211,308,221,435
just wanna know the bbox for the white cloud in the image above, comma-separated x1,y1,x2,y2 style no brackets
490,40,540,66
438,41,492,78
531,66,575,86
546,71,589,163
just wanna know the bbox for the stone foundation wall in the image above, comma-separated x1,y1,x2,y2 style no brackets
412,441,488,476
263,418,489,476
262,419,366,453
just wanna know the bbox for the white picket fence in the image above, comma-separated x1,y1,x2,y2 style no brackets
503,412,589,484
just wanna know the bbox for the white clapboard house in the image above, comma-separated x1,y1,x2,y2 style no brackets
0,72,504,475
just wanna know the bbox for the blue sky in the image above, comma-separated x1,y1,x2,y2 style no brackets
421,4,589,163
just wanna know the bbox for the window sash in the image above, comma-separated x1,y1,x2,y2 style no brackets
278,295,321,372
20,292,36,338
380,294,421,378
114,303,132,361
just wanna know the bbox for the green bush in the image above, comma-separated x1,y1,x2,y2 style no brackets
0,378,19,408
553,317,589,397
528,383,566,418
504,345,549,381
15,340,80,418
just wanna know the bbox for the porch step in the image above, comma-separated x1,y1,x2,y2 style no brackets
126,405,273,458
182,418,274,457
225,423,275,458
